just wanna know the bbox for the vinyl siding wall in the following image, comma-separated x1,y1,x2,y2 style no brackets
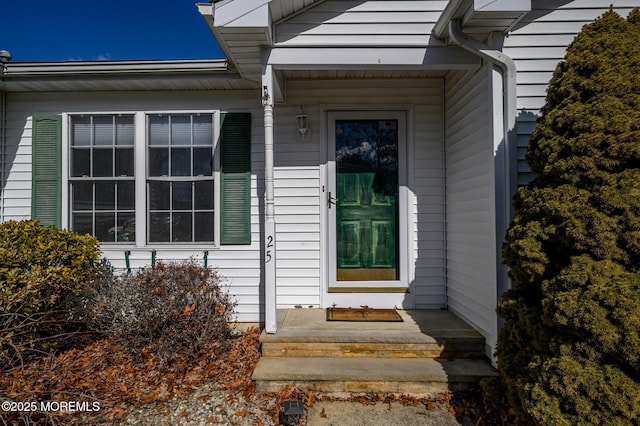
275,0,447,45
2,79,447,318
505,1,637,185
272,109,322,307
3,90,265,322
444,65,497,354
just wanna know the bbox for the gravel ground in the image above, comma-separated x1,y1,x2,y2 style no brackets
117,383,275,426
113,387,470,426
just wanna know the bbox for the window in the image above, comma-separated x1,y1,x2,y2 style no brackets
147,113,215,243
69,115,135,242
60,111,251,246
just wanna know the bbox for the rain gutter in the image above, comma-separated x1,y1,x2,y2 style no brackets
432,0,469,39
4,59,229,76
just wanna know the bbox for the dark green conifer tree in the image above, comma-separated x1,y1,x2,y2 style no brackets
495,8,640,425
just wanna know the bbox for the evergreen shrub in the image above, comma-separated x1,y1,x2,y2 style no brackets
0,220,102,367
494,8,640,425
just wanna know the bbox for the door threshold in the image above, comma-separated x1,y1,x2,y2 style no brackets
328,287,410,293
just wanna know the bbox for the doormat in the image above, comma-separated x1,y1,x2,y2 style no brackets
326,307,403,322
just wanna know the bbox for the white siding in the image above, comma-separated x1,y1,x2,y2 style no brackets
285,78,446,309
2,79,447,316
275,0,447,45
3,90,265,322
445,66,497,353
506,1,636,185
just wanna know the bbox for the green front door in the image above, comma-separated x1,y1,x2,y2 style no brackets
335,119,399,281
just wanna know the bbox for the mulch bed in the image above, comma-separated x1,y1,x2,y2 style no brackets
0,327,511,425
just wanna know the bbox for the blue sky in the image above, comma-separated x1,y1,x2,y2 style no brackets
1,1,224,62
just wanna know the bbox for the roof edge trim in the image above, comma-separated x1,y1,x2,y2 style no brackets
4,59,229,77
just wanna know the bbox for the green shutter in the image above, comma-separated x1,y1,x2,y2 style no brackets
220,112,251,245
31,115,62,228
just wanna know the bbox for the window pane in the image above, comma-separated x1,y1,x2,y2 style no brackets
149,148,169,176
172,181,192,210
195,212,214,242
149,181,170,210
72,213,93,236
171,115,191,145
117,181,135,210
149,115,169,146
72,116,91,146
193,147,213,176
172,212,192,242
149,212,170,242
69,115,137,244
194,181,214,210
93,148,113,177
171,148,190,176
116,115,134,146
115,148,134,176
94,116,114,146
193,115,213,145
95,213,116,242
145,112,217,244
72,181,93,211
116,213,136,242
71,148,91,177
95,181,115,211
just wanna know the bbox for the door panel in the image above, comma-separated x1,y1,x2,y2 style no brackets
334,119,399,282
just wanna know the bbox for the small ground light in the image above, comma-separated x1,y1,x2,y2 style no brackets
282,399,304,425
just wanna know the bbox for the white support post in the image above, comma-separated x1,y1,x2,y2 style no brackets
262,73,277,334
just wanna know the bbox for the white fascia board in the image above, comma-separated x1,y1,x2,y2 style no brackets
264,46,479,70
215,0,271,27
4,60,229,76
197,3,215,31
474,0,531,12
433,0,531,38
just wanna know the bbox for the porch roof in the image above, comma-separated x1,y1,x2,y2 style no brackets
199,0,532,85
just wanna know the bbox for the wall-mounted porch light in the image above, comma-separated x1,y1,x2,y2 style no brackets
296,107,311,142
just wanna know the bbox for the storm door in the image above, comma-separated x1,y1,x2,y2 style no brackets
327,111,408,291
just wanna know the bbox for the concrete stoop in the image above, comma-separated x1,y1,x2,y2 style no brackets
252,309,497,396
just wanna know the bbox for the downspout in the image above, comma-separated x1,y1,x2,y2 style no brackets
1,77,5,223
0,56,8,223
447,19,516,301
262,84,277,334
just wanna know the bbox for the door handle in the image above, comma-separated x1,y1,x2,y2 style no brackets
328,191,338,208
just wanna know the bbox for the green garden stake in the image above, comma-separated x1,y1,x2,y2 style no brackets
124,250,131,273
151,249,156,268
203,250,209,268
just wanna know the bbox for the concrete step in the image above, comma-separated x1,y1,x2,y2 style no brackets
252,356,497,395
262,340,485,358
261,309,487,359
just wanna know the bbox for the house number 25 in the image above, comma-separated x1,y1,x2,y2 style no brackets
266,235,274,263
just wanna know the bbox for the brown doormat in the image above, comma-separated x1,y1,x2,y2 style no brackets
326,307,403,322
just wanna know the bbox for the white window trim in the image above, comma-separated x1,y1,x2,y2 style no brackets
61,114,70,231
63,110,221,248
